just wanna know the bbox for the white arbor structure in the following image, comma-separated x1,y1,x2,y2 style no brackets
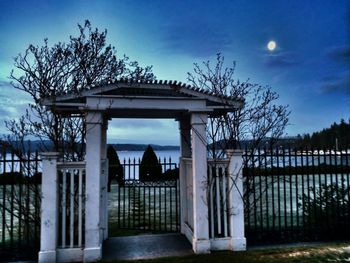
38,79,246,262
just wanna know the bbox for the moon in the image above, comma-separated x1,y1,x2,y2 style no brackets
267,40,276,51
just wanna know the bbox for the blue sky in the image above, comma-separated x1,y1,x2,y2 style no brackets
0,0,349,145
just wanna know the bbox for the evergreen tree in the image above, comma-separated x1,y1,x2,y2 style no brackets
107,145,124,191
139,145,162,181
296,119,350,149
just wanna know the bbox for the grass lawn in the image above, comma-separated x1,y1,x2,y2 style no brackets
100,243,350,263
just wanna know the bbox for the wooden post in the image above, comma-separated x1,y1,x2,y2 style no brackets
226,149,246,251
191,112,210,253
39,152,60,263
84,111,103,262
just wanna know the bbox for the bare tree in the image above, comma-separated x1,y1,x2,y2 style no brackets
187,53,290,158
188,54,290,217
7,20,155,159
0,21,156,246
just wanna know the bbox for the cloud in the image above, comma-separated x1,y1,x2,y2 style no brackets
325,45,350,64
0,81,31,126
161,23,232,58
110,119,167,129
0,80,10,87
320,71,350,96
107,119,179,145
319,45,350,97
263,51,299,68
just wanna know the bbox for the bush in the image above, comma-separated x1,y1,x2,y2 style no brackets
139,145,162,181
300,179,350,240
107,145,124,190
162,167,179,180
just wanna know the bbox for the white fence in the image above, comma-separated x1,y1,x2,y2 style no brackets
208,159,230,239
181,153,245,251
57,162,85,248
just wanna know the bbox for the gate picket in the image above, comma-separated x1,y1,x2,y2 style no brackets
109,157,180,234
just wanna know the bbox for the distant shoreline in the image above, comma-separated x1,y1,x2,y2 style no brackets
110,143,180,152
0,141,180,153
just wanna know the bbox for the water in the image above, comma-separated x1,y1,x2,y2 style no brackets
117,150,180,163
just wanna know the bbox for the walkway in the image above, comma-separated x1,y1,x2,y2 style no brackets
102,233,193,261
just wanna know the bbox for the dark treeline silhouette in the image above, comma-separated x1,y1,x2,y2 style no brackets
296,119,350,149
0,140,179,153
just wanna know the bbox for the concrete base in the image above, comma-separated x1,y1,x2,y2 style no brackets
57,248,83,262
38,250,56,263
180,222,187,235
84,246,102,262
231,237,247,251
182,223,194,245
192,239,210,254
210,237,231,251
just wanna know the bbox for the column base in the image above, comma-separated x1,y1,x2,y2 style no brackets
231,237,247,251
39,250,56,263
192,238,210,254
84,246,102,262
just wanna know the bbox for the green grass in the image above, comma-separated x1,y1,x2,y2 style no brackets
100,243,350,263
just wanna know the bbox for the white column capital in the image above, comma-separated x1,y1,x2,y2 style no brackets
40,152,60,160
85,111,104,125
190,112,208,125
226,149,243,159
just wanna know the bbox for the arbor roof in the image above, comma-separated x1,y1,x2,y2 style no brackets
42,79,244,119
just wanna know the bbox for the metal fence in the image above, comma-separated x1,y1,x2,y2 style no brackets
243,147,350,245
0,150,41,261
2,147,350,259
109,157,180,234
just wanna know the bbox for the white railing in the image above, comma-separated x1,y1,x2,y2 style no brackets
57,161,85,248
208,159,230,239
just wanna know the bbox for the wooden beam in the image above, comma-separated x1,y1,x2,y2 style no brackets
85,97,207,111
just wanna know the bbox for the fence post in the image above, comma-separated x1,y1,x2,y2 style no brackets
191,112,210,253
38,152,60,263
227,149,246,251
84,111,103,262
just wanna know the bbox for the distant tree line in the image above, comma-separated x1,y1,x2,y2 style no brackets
296,119,350,149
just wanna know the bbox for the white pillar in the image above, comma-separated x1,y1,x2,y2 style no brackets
39,152,60,263
179,117,191,235
227,149,246,251
84,111,103,262
191,112,210,253
101,119,109,241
